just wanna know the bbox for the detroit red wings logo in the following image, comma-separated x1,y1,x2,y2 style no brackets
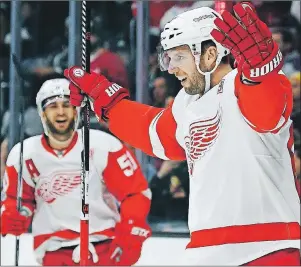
36,171,81,203
184,108,222,176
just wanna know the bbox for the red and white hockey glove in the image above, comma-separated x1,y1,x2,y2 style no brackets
63,67,129,121
72,242,99,264
108,219,151,266
1,206,32,236
211,1,283,82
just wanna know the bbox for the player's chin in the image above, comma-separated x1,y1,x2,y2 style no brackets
184,87,199,95
57,128,69,134
55,123,68,131
55,129,74,138
54,122,73,134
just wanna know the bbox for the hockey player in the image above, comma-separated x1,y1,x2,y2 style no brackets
63,2,301,266
1,78,152,266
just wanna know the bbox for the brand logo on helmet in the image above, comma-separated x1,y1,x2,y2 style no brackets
73,68,84,78
193,14,214,22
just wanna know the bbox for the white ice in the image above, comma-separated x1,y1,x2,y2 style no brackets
1,234,189,266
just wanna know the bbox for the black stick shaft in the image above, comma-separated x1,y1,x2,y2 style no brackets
12,54,25,267
80,1,90,265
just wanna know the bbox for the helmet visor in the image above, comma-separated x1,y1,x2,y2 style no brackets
157,45,170,71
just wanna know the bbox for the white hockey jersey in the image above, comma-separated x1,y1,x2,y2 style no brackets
2,129,150,262
108,69,300,265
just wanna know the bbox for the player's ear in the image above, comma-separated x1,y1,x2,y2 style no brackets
203,46,218,71
41,111,46,120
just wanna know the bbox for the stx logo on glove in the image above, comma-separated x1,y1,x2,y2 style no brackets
105,83,123,97
131,226,150,237
249,49,283,78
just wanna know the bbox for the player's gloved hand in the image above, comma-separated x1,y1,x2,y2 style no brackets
211,1,283,82
63,67,129,121
108,219,151,265
0,206,32,236
72,242,99,264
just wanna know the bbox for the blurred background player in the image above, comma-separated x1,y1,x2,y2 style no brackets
0,78,151,266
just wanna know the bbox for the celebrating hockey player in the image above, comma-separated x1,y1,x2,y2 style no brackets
64,2,301,266
1,78,151,266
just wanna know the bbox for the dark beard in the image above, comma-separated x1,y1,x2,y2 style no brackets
184,73,205,96
45,118,75,138
184,85,201,95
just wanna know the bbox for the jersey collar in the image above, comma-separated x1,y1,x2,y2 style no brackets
41,132,78,158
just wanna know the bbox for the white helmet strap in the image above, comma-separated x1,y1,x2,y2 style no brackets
193,53,222,93
41,106,81,140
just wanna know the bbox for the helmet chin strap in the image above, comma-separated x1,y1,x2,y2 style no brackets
194,55,221,93
41,119,76,150
41,107,81,150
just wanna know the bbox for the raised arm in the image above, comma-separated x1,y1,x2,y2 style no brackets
211,2,292,133
108,100,186,160
234,72,292,133
64,67,186,160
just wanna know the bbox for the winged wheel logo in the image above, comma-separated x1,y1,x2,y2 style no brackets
184,108,222,176
36,171,81,203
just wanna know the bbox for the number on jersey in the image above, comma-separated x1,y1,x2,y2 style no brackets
117,151,138,177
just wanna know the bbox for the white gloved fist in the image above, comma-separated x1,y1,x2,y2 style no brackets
72,242,99,263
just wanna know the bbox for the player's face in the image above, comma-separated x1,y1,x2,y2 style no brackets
42,100,77,140
167,45,217,95
167,45,206,95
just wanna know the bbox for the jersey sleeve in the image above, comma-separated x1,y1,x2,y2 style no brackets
102,141,151,221
1,143,35,215
234,72,293,133
108,99,186,161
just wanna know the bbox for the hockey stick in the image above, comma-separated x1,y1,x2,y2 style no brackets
11,54,26,267
80,1,91,265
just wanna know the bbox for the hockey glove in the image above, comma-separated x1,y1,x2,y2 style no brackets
211,1,283,82
108,219,151,265
1,206,32,236
72,242,99,264
63,67,129,121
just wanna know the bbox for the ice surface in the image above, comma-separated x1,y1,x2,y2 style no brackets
1,234,189,266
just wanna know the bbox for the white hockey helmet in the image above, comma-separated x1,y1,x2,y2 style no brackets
159,7,230,91
36,78,80,136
